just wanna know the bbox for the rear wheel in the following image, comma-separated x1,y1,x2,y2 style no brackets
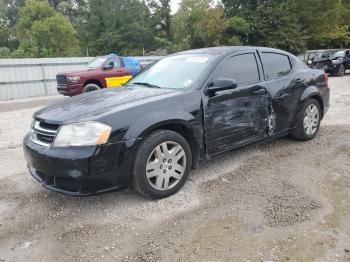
291,99,321,141
132,130,192,199
83,83,101,93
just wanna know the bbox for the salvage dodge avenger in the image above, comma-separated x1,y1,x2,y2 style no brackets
23,47,330,199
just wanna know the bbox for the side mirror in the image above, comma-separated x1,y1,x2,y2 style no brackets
206,78,238,95
104,61,114,70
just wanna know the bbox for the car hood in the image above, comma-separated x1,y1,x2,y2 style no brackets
314,54,344,62
58,68,98,76
34,86,182,125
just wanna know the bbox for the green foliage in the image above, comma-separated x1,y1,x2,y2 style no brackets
10,48,27,58
173,0,227,49
222,0,306,54
313,25,350,48
15,0,81,57
79,0,154,56
0,47,11,58
148,0,172,40
224,16,250,45
0,0,349,58
294,0,350,48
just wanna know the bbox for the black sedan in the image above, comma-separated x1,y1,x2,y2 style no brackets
311,49,350,76
23,46,330,199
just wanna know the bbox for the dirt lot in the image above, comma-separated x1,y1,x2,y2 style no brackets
0,76,349,262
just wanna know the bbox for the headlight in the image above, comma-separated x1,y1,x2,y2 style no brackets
307,60,313,65
332,59,341,65
53,122,111,147
67,76,80,83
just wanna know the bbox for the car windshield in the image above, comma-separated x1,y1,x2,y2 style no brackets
127,54,216,90
88,57,107,68
333,50,345,58
308,52,322,59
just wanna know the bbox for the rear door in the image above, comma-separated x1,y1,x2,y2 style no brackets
258,51,302,132
204,51,271,155
103,57,132,87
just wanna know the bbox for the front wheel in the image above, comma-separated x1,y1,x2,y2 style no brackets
291,99,321,141
83,83,101,93
132,130,192,199
336,64,345,77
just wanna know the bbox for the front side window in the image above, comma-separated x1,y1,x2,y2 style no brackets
213,53,260,86
261,52,292,80
88,57,108,68
127,54,216,90
110,58,121,68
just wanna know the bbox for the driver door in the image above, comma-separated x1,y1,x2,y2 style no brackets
204,52,270,155
103,57,131,87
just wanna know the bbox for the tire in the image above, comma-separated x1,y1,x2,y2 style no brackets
132,130,192,199
336,64,345,77
291,99,321,141
83,83,101,93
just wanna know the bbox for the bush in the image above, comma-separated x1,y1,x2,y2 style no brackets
0,47,11,58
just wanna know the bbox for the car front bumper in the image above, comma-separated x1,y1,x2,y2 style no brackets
23,134,134,196
316,64,340,75
57,83,84,96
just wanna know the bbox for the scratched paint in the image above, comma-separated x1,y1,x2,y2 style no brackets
204,85,272,155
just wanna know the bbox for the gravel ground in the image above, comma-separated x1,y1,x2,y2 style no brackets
0,76,350,262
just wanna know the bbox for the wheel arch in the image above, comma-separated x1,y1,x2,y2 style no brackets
83,79,103,88
127,119,205,169
299,86,325,119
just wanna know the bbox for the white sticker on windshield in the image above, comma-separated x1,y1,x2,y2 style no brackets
183,79,193,87
185,57,209,63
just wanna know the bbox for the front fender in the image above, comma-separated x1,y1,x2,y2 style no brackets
123,111,198,147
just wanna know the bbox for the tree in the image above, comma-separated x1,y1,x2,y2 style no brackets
224,16,250,45
81,0,155,56
16,0,81,57
0,47,12,58
0,0,25,52
0,0,26,28
173,0,228,50
222,0,306,54
148,0,172,40
290,0,350,48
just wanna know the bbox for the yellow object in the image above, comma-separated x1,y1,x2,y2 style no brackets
105,75,132,88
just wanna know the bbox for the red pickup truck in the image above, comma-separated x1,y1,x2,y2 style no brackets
56,54,142,96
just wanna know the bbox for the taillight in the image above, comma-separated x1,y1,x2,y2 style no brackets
324,74,329,83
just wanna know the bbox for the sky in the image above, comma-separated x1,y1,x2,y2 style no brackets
170,0,181,14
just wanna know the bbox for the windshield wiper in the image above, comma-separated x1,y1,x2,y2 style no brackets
132,82,162,89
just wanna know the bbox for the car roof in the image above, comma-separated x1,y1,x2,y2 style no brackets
176,46,290,56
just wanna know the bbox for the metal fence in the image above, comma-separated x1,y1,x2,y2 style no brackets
0,56,161,100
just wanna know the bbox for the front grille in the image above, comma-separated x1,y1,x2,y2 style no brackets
56,75,68,86
54,177,79,192
315,60,331,69
32,120,59,147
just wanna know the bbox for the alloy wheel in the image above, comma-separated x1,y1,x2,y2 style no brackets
303,104,320,136
146,141,187,191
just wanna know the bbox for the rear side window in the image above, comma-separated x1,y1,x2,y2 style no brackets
261,52,292,80
214,53,260,86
